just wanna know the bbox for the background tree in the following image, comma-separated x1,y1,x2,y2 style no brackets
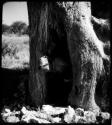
27,1,110,114
9,21,28,35
2,24,10,34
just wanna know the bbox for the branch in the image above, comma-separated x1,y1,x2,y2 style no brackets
91,16,110,42
94,39,109,61
91,16,110,31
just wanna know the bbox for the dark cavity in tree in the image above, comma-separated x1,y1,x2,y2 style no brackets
45,10,73,106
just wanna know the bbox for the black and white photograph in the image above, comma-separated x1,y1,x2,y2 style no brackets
0,1,111,124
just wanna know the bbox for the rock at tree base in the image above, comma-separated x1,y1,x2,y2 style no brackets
1,105,110,123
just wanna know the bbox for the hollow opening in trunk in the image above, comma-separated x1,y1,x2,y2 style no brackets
45,25,73,106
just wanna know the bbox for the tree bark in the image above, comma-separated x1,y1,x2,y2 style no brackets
27,2,72,106
61,2,109,114
27,2,48,106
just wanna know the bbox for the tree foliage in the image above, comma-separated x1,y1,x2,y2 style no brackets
10,21,28,35
3,21,29,35
2,24,10,33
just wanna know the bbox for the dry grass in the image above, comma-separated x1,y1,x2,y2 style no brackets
2,34,29,69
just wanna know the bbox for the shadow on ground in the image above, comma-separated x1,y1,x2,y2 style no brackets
0,67,29,108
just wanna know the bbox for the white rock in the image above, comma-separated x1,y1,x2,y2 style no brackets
84,111,96,123
42,105,54,115
101,112,110,120
67,106,75,116
6,116,20,123
42,105,53,111
40,56,49,70
73,115,81,123
21,114,33,123
75,108,84,116
32,118,51,123
22,114,51,123
21,112,39,123
5,108,11,113
21,108,52,123
42,105,66,115
51,117,61,123
55,107,66,114
64,106,76,123
21,106,28,114
75,116,87,123
2,109,11,117
13,110,20,115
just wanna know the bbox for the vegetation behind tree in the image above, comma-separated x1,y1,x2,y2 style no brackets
2,21,29,35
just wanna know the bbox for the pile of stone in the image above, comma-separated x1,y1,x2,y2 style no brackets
1,105,110,123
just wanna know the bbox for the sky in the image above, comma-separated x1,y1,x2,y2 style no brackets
2,2,29,26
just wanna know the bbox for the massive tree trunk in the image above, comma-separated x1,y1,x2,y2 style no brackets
27,1,110,113
27,2,48,106
63,2,110,114
64,2,103,113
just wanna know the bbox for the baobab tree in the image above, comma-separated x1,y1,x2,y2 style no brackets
27,1,110,114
